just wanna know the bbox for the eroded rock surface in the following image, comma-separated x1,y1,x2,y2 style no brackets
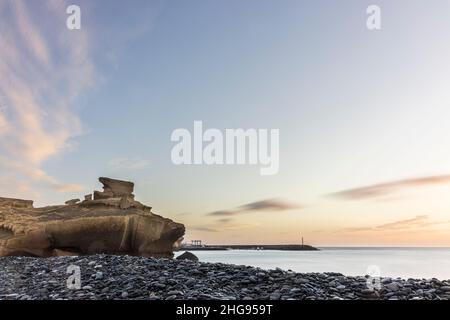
94,177,135,200
0,197,33,209
0,178,185,258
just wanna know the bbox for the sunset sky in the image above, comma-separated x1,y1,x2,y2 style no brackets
1,0,450,246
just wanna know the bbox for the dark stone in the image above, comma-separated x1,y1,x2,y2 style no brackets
176,251,199,262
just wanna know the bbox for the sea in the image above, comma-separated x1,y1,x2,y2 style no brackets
175,247,450,280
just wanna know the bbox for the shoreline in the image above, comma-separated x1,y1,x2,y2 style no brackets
181,244,318,251
1,255,449,300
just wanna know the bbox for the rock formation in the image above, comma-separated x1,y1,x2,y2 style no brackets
0,177,185,258
93,177,135,200
0,197,33,209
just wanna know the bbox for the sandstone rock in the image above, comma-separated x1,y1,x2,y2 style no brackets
93,190,113,200
0,177,185,258
120,196,135,210
84,194,93,201
0,197,33,209
93,177,134,200
65,199,80,205
176,251,199,262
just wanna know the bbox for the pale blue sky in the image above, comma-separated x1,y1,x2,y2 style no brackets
1,0,450,245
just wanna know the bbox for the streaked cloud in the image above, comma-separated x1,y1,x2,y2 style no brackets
108,157,150,170
330,175,450,200
377,215,429,230
341,215,450,233
208,198,302,216
12,0,50,65
238,199,301,212
0,175,37,199
191,220,260,234
175,212,192,217
209,210,238,217
190,226,219,233
0,0,95,195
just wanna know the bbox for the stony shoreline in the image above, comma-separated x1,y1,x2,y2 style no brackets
1,254,449,300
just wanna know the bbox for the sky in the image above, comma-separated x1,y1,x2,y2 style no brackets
1,0,450,246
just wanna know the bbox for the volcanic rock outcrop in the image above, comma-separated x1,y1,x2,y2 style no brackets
0,178,185,258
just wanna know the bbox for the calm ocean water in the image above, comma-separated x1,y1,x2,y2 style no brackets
176,248,450,280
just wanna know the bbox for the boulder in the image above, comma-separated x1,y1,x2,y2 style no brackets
0,177,185,258
176,251,199,262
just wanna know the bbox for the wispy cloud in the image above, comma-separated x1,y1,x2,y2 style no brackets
0,175,38,199
330,175,450,200
190,226,219,233
174,212,192,217
341,215,450,233
190,219,260,234
238,199,301,212
209,210,238,217
0,156,83,193
208,198,302,216
108,157,150,171
0,0,96,195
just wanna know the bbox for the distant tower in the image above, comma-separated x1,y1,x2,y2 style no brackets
302,237,304,247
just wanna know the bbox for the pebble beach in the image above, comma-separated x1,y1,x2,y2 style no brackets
1,254,450,300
